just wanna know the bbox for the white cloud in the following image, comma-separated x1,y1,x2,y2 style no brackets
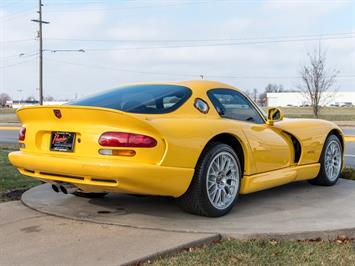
0,1,354,99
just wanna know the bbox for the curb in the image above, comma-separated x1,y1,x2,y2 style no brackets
122,234,221,266
224,228,355,241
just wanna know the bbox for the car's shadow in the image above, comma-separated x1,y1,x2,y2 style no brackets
85,180,341,218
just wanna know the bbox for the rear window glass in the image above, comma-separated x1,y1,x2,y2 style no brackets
69,84,192,114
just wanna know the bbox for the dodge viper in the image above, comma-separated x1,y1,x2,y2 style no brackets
9,80,344,217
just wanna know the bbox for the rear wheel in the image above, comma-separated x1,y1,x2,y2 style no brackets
309,134,343,186
177,143,241,217
73,191,108,198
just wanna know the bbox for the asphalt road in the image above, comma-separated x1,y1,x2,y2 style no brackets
1,128,354,168
0,130,18,145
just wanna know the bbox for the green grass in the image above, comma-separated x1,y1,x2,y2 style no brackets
0,108,16,114
285,114,355,121
0,148,40,199
281,107,355,121
342,167,355,181
151,239,355,266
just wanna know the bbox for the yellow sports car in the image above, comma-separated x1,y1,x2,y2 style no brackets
9,80,344,217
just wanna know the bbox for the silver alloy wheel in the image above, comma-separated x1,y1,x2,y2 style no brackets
206,151,240,210
324,140,342,181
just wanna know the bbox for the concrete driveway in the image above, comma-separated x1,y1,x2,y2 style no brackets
22,180,355,239
0,201,218,266
2,178,354,265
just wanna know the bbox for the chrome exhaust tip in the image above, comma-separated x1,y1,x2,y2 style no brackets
51,184,60,193
59,183,78,194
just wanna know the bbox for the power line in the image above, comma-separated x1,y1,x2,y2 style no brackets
44,32,355,43
43,32,355,45
45,58,355,80
0,57,37,69
53,35,354,53
0,0,24,9
0,7,36,22
0,38,35,44
0,50,37,60
43,0,225,13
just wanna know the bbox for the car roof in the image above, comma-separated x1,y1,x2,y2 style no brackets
176,80,240,92
116,80,240,93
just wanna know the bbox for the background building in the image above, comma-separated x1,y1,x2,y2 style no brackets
267,92,355,107
5,100,67,109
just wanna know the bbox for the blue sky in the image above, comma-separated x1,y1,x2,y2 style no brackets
0,0,354,100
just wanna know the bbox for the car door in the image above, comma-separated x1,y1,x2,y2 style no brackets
207,88,292,174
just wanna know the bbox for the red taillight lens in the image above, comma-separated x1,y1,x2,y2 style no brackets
98,132,157,148
19,127,26,141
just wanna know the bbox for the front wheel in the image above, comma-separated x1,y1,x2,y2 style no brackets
177,143,241,217
309,134,343,186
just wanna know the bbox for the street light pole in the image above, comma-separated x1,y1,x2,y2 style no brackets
31,0,49,105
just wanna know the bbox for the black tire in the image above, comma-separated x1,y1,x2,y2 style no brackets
309,134,343,186
177,142,242,217
73,191,108,198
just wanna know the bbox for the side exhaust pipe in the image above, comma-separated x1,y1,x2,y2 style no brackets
59,183,79,194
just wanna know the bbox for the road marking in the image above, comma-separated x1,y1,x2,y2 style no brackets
345,154,355,158
344,136,355,142
0,126,20,131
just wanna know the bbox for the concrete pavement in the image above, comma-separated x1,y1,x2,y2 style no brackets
22,179,355,239
0,128,19,145
0,201,219,266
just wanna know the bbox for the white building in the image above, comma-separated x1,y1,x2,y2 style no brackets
5,100,67,109
267,92,355,107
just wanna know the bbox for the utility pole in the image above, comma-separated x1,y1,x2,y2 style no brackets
31,0,49,105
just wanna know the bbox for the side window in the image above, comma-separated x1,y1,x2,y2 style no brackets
207,89,264,124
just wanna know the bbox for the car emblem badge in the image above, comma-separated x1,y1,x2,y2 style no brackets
53,109,62,119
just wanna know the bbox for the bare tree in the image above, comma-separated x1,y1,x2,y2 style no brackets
0,93,11,107
44,95,54,101
26,96,36,101
298,45,339,118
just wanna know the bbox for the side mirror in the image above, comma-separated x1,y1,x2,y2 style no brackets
266,107,284,126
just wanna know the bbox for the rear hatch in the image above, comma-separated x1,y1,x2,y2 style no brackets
17,105,166,164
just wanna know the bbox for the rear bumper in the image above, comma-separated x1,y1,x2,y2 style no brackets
8,151,194,197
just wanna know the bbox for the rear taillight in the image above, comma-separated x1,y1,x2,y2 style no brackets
19,127,26,141
98,132,157,148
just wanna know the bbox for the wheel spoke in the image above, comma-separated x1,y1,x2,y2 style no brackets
324,139,342,182
206,151,240,210
214,189,220,204
208,182,216,191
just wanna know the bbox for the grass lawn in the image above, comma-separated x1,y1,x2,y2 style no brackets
0,108,16,114
281,107,355,121
0,147,41,201
151,239,355,265
342,167,355,181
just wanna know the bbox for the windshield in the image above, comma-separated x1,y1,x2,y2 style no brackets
69,84,192,114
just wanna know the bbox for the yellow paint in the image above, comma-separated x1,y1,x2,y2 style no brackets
0,126,20,131
8,80,345,197
344,135,355,142
241,163,320,194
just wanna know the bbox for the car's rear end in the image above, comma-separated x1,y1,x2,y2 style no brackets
8,84,195,197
